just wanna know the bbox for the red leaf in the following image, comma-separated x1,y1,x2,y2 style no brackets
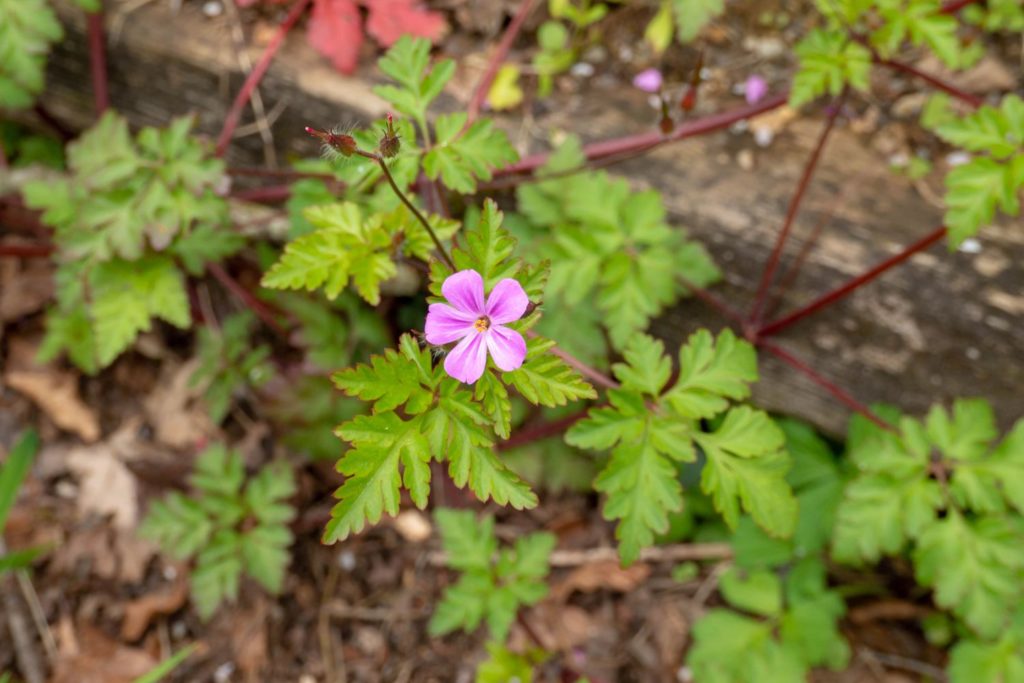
364,0,447,47
307,0,364,74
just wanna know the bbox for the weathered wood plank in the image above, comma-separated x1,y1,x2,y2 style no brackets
39,0,1023,435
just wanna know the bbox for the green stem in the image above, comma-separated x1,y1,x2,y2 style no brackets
356,150,456,271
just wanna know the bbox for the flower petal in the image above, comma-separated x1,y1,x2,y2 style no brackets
444,331,488,384
485,278,529,324
442,269,486,316
425,303,476,345
485,325,527,372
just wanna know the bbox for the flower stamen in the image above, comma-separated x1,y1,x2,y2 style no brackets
474,316,491,333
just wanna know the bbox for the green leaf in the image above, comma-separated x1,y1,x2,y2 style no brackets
192,530,243,619
719,567,783,617
90,256,190,367
611,334,672,396
423,115,518,194
779,419,845,554
914,512,1024,639
435,509,497,572
244,461,296,525
687,610,806,683
666,329,758,418
0,429,38,532
503,337,596,408
170,224,244,275
937,95,1024,159
475,371,513,439
373,36,455,124
190,444,246,499
670,0,724,43
696,408,796,537
130,644,199,683
140,492,215,560
0,0,64,109
325,412,432,543
240,523,292,593
790,29,871,107
475,642,538,683
565,389,647,451
948,612,1024,683
332,345,434,414
944,157,1020,247
261,202,397,304
191,312,273,423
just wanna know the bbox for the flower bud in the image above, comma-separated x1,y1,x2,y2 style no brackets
378,113,401,159
304,126,356,156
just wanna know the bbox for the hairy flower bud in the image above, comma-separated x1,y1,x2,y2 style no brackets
378,113,401,159
304,126,356,156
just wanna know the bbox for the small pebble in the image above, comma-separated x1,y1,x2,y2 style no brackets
754,127,774,147
737,149,755,170
337,549,357,571
959,238,982,254
202,0,223,17
162,564,178,581
570,62,595,78
213,662,235,683
946,151,971,167
965,347,980,360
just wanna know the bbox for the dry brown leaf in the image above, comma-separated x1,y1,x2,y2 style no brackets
392,510,432,542
230,597,269,677
550,560,651,602
143,359,217,450
4,367,100,442
519,603,594,651
50,523,157,583
121,577,189,641
916,54,1015,93
51,622,156,683
648,599,689,673
65,419,144,529
0,258,54,322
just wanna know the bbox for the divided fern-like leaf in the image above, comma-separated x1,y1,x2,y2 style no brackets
423,113,518,194
0,0,63,109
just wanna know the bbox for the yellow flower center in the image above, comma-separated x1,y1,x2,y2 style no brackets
474,316,491,333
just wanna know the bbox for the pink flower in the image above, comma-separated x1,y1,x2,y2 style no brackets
744,75,768,105
632,68,663,93
425,269,528,384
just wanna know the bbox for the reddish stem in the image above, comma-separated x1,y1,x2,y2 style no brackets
0,139,8,170
497,411,588,451
758,226,947,337
749,94,844,323
0,243,54,258
939,0,982,13
875,58,983,108
467,0,540,123
87,7,110,115
757,339,894,431
534,333,618,390
215,0,312,157
679,275,746,328
764,189,850,319
207,262,290,338
495,91,790,178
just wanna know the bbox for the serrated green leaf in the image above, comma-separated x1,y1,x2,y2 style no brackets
90,256,190,366
332,346,434,414
192,530,243,619
475,642,537,683
0,0,64,109
261,202,396,304
373,36,454,124
435,509,498,572
140,492,215,560
666,329,758,418
790,29,871,107
670,0,724,42
240,523,292,593
719,567,783,617
696,408,796,536
687,609,806,683
169,224,244,275
611,334,672,396
503,337,596,407
423,115,518,194
325,413,432,543
190,444,246,498
914,512,1024,639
